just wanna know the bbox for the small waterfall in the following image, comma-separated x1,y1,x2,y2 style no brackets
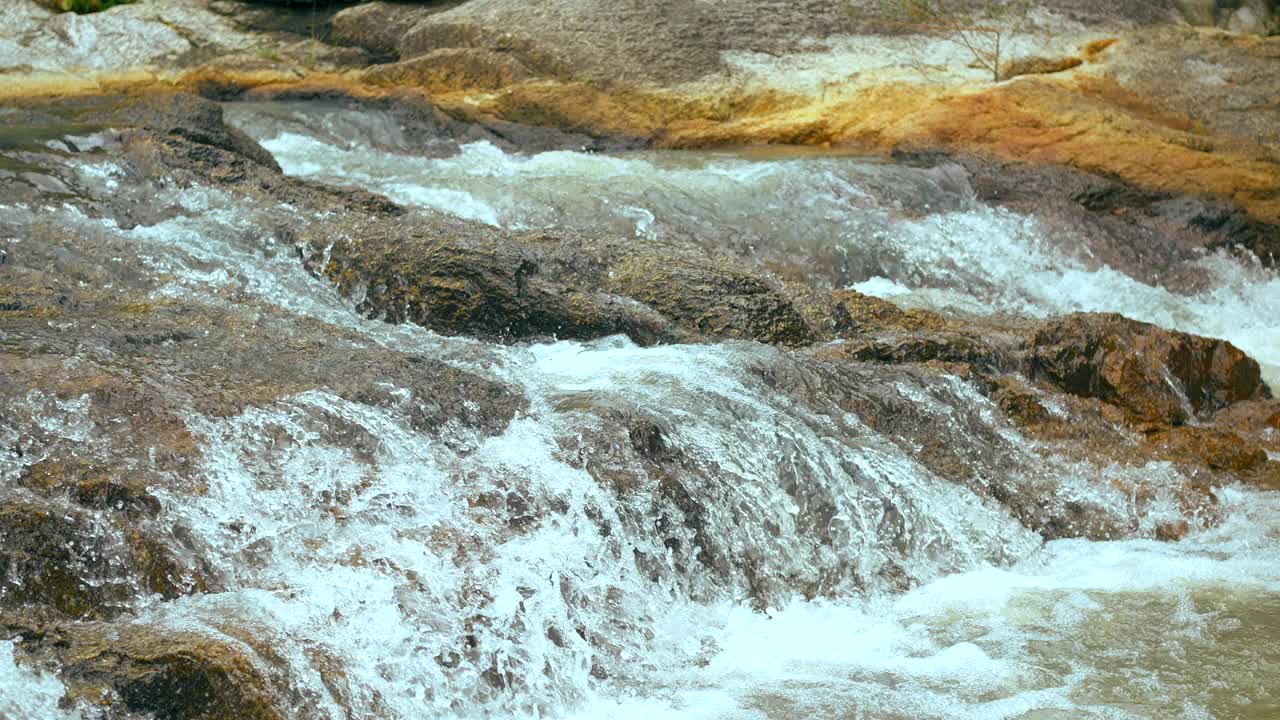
2,101,1278,720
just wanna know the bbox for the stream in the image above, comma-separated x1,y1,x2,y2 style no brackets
3,101,1278,720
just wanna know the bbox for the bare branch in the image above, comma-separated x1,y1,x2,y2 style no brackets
861,0,1029,83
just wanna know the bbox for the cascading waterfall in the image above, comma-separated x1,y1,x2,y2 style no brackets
2,101,1278,720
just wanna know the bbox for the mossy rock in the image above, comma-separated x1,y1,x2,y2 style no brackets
0,502,137,619
45,0,135,14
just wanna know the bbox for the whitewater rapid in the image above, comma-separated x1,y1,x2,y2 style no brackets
232,105,1280,718
3,101,1278,720
231,101,1280,389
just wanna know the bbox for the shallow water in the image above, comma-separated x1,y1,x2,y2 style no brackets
4,102,1279,720
577,487,1280,720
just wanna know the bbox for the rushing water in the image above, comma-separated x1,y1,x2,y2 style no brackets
226,101,1280,389
3,102,1279,719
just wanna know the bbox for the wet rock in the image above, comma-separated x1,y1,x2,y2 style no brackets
0,501,139,619
1141,426,1269,473
0,104,525,433
298,213,577,341
106,92,281,171
332,354,527,439
805,290,1010,369
992,376,1056,427
227,92,629,156
803,310,1273,535
828,332,1005,371
2,281,526,445
899,150,1280,278
3,619,306,720
760,353,1148,544
297,214,815,346
1151,194,1280,266
1212,399,1280,455
605,252,813,346
19,458,162,519
0,160,534,657
5,91,281,172
823,289,946,336
1025,313,1269,424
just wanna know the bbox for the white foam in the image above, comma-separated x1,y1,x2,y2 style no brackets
851,275,914,298
875,208,1280,388
565,488,1280,720
0,642,84,720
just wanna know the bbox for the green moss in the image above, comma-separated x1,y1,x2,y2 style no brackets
54,0,134,14
255,48,285,63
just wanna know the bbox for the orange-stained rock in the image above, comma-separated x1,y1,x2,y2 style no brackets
1081,38,1118,62
419,72,1280,230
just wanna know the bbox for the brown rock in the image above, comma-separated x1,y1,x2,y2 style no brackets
3,619,303,720
363,48,531,92
1026,312,1269,424
1211,398,1280,454
1000,55,1083,80
828,331,1004,370
606,253,814,346
296,214,675,343
825,289,945,336
19,458,161,518
993,376,1054,427
0,501,138,619
1142,426,1269,473
331,1,453,57
297,214,814,346
92,92,281,171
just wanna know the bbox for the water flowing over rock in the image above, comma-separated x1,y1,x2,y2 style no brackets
2,1,1280,715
